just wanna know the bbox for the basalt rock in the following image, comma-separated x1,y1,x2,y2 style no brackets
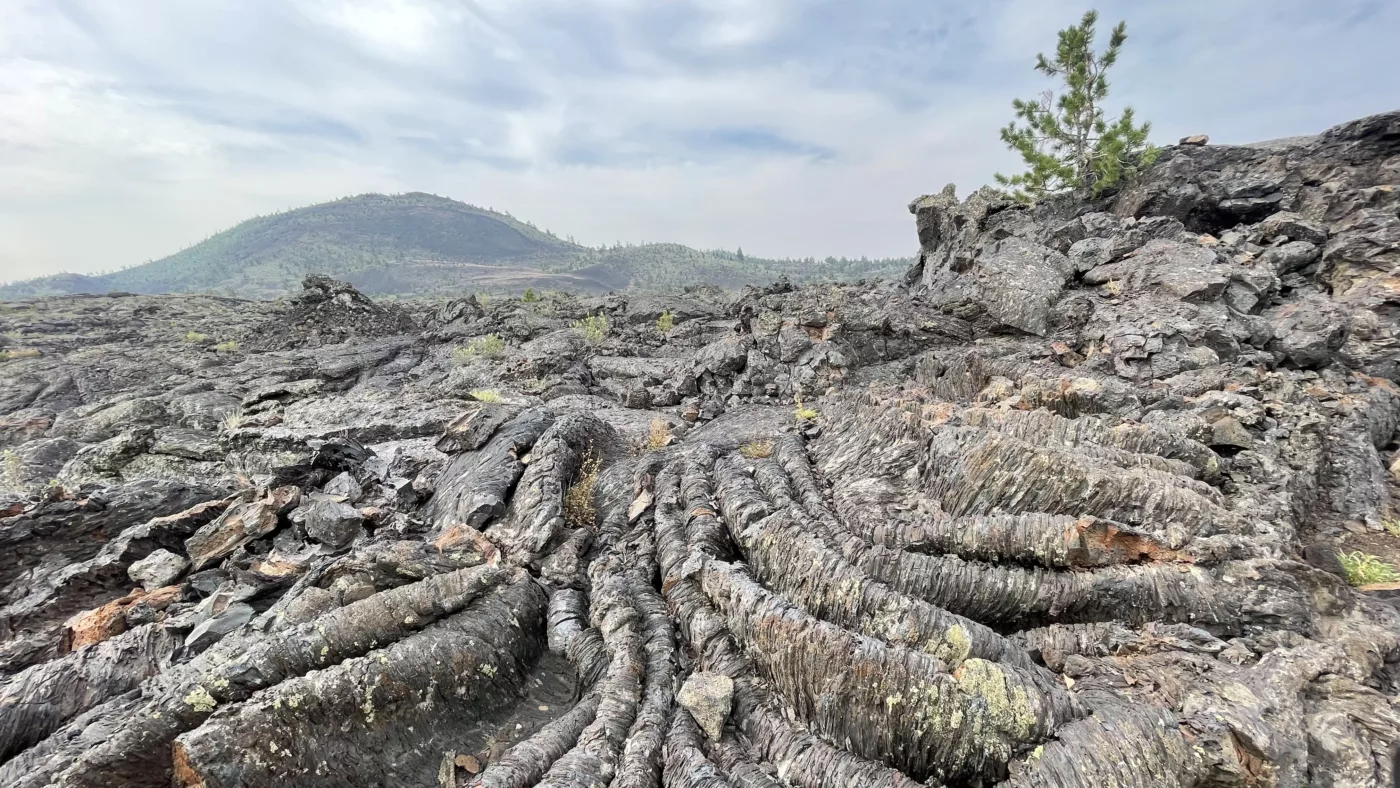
1,111,1399,787
244,274,418,352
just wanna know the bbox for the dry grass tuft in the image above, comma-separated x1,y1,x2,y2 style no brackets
739,440,774,459
564,454,601,528
220,412,245,433
647,419,672,451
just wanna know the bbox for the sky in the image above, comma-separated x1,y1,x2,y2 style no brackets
2,0,1397,282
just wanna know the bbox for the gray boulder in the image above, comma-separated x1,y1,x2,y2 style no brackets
1260,241,1321,275
1251,211,1327,245
296,498,365,548
1266,296,1351,368
321,472,363,504
677,672,734,742
184,602,255,652
128,549,190,591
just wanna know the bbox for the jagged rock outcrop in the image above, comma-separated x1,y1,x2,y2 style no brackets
244,274,419,352
1,110,1399,788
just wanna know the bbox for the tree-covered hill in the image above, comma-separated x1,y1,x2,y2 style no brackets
0,192,910,299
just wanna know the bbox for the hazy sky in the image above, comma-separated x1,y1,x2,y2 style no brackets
2,0,1397,282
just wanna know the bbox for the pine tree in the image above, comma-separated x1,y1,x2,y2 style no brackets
994,10,1157,203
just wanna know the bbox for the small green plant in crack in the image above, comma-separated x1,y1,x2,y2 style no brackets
0,348,40,361
573,315,609,344
1384,519,1400,538
522,288,540,303
213,340,239,353
469,389,503,403
794,398,819,422
455,334,506,363
184,330,209,344
657,310,675,334
1338,550,1400,586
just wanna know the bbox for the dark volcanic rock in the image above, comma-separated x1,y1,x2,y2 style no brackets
244,274,418,351
0,111,1399,788
294,498,364,548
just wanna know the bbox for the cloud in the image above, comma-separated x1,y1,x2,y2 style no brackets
1,0,1397,282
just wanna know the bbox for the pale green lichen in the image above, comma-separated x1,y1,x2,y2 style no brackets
934,624,972,666
361,686,376,723
953,659,1038,739
478,662,497,678
184,686,218,712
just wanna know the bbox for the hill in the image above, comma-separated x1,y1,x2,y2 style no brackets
0,192,909,299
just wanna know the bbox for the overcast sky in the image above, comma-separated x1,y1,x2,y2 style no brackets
2,0,1397,282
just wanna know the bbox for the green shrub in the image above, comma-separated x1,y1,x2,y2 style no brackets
184,330,209,344
469,389,503,403
0,348,40,361
454,334,506,364
476,292,492,309
1338,551,1400,586
657,310,675,334
794,398,819,422
573,315,609,344
523,288,540,303
213,340,239,352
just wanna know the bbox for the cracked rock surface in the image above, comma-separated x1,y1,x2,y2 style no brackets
2,110,1400,787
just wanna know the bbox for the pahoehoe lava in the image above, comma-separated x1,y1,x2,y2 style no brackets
2,110,1400,787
